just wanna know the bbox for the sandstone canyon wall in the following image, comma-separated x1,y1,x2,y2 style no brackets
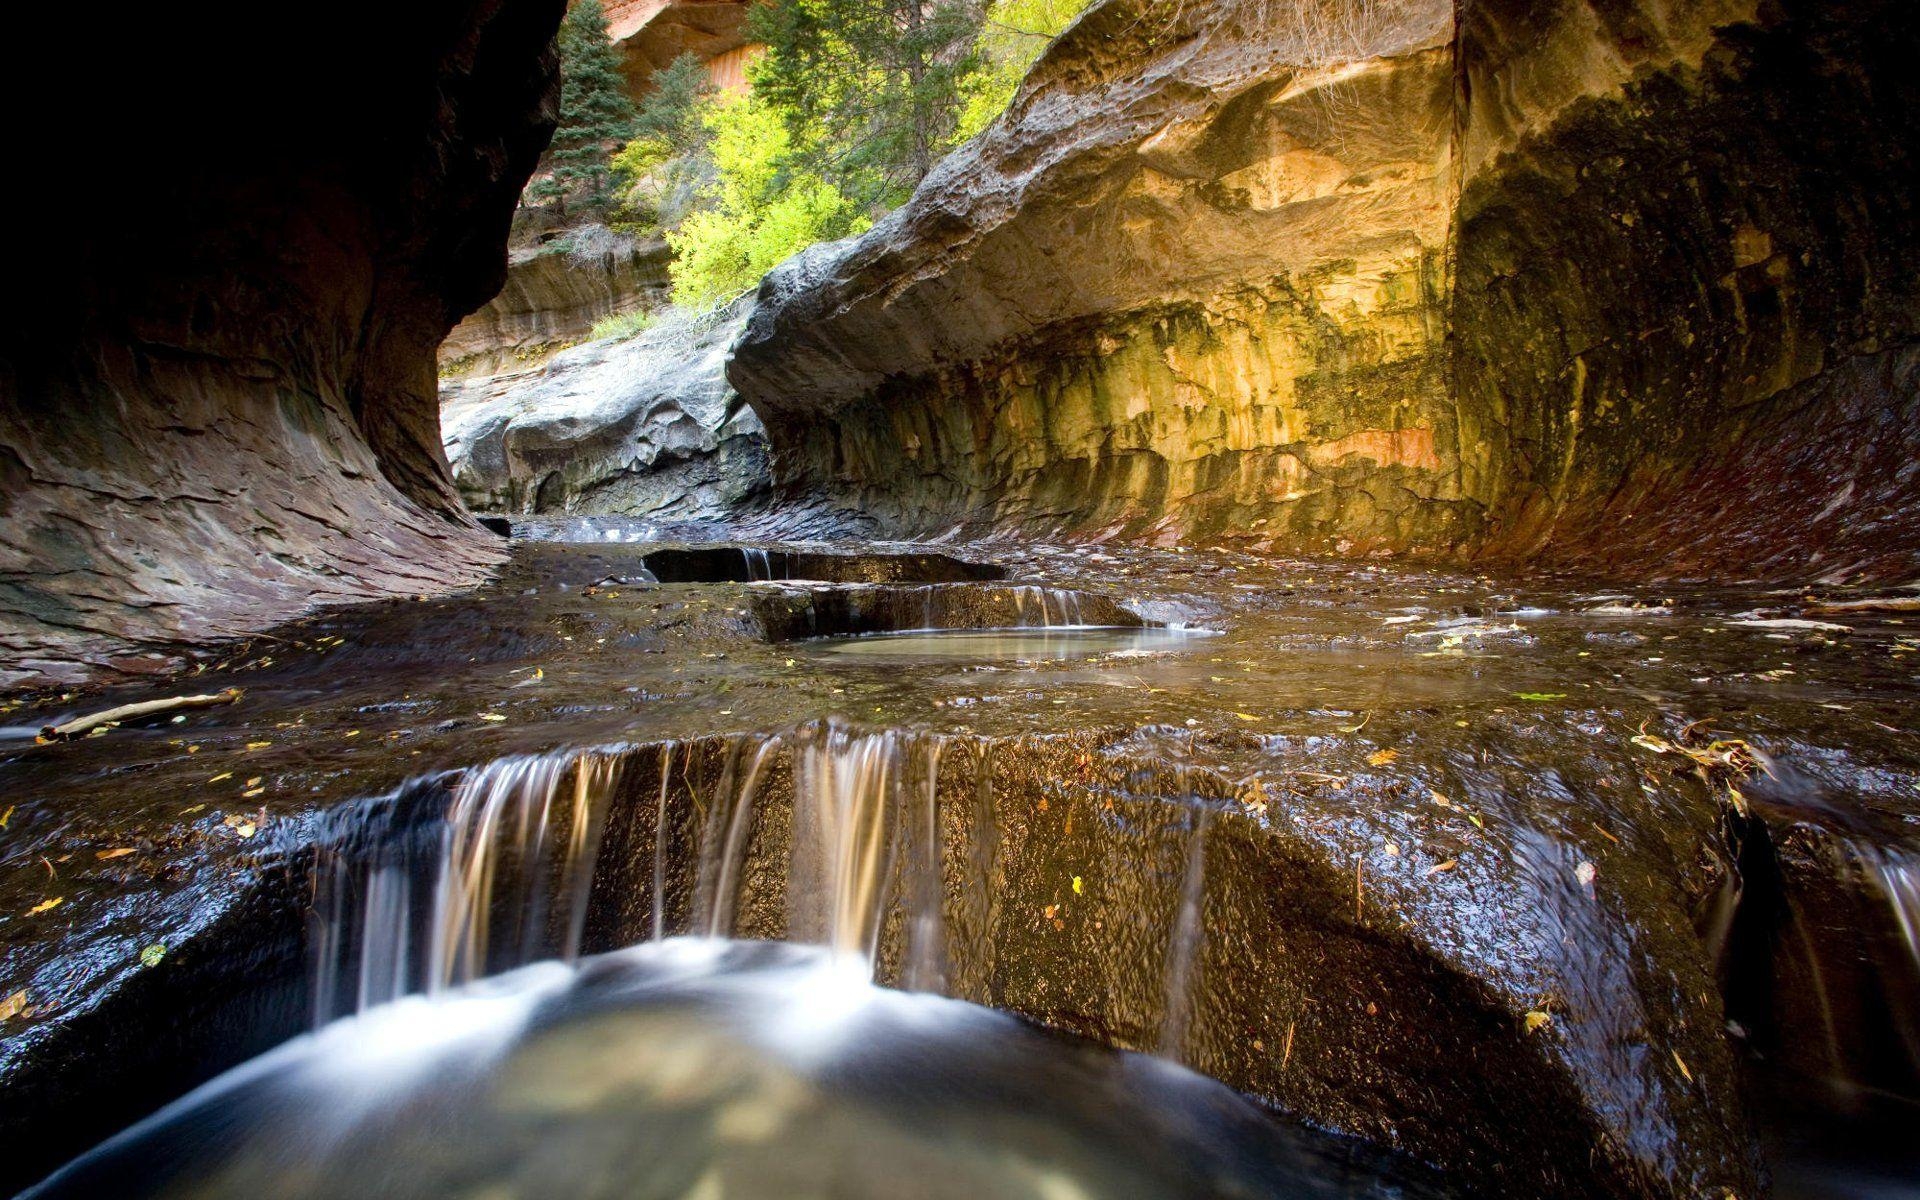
731,0,1920,581
439,237,673,379
0,0,566,690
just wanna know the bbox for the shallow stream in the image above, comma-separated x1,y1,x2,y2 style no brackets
1,521,1917,1197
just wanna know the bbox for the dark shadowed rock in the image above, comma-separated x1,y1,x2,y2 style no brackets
444,300,768,518
0,0,568,691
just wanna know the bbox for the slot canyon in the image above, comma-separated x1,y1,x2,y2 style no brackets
2,1,1918,1198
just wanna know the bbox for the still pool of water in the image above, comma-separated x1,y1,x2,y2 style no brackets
26,939,1448,1200
806,626,1214,662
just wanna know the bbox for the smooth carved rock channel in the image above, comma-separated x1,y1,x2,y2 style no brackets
3,531,1917,1198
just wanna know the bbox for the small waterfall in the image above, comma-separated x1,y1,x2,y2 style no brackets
1009,586,1089,629
741,548,778,581
313,724,959,1021
787,725,947,976
1850,840,1920,973
1159,811,1210,1060
311,748,624,1025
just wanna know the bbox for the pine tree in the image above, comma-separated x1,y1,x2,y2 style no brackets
529,0,639,217
747,0,989,213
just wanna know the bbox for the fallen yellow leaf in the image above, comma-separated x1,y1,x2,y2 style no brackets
1672,1050,1693,1082
241,788,265,798
208,772,233,783
1425,860,1457,877
245,741,271,750
95,848,136,860
1524,1010,1552,1033
1071,876,1085,895
27,897,63,915
1234,713,1260,722
244,777,262,788
0,805,13,829
0,990,25,1020
1368,749,1399,767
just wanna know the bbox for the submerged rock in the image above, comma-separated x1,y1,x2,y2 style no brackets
444,299,769,519
732,0,1920,580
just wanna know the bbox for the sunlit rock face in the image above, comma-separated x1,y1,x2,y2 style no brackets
603,0,752,97
444,300,768,518
733,0,1920,579
440,237,672,379
0,0,565,690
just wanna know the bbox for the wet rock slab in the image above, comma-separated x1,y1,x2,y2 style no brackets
1,530,1918,1196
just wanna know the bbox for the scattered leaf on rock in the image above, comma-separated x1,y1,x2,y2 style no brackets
245,741,272,750
1425,860,1457,877
1514,692,1568,701
1575,861,1597,889
27,896,63,915
1525,1011,1552,1032
1367,749,1399,767
479,713,508,723
1071,876,1085,895
208,772,233,783
0,991,25,1021
95,848,136,860
139,943,167,968
1672,1050,1693,1082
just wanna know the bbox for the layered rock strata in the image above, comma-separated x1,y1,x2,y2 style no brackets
0,0,567,690
439,236,672,378
732,0,1920,580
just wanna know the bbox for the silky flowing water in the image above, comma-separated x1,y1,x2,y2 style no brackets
26,941,1450,1200
4,524,1920,1197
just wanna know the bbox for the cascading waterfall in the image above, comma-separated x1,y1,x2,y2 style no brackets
1850,840,1920,974
1009,585,1088,628
1159,810,1211,1060
787,725,946,974
310,748,624,1025
312,724,956,1022
742,548,779,581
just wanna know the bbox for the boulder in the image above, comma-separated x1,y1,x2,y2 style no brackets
444,299,768,518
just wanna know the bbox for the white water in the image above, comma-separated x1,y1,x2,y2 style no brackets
314,725,954,1022
38,941,1451,1200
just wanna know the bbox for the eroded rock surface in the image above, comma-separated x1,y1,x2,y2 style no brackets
444,300,768,518
0,0,567,690
440,235,672,378
11,532,1918,1196
732,0,1920,580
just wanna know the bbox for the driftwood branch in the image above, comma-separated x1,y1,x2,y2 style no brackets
40,688,244,741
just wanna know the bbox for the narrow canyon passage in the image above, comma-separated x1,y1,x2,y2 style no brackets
3,1,1920,1199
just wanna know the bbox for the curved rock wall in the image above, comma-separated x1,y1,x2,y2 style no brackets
731,0,1920,579
0,0,565,689
1453,0,1920,580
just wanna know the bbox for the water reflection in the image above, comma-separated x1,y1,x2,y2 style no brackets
27,940,1450,1200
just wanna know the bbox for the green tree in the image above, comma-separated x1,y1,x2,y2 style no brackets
956,0,1091,140
747,0,989,212
529,0,639,217
631,52,716,157
665,91,869,307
